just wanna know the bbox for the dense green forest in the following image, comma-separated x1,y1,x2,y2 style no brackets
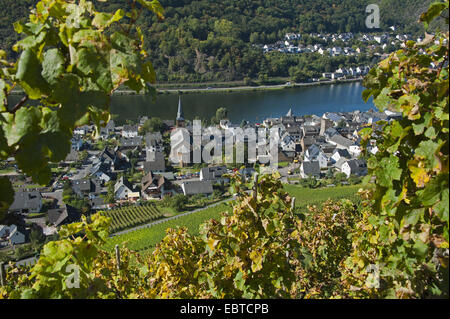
0,0,437,83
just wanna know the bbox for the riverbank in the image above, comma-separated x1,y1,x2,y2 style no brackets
9,77,364,96
114,77,364,95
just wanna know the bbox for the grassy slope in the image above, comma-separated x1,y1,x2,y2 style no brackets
104,184,361,253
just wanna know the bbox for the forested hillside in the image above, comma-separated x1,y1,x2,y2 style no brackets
0,0,438,83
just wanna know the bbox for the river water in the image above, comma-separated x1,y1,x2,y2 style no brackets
7,81,375,124
111,81,374,124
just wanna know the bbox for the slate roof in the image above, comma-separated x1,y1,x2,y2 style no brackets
90,197,107,209
320,143,336,154
325,112,345,123
99,148,115,162
123,124,138,133
181,181,213,196
65,149,79,162
286,126,301,135
144,151,166,172
303,125,319,136
324,127,339,138
145,132,163,147
345,159,368,175
306,144,321,159
9,191,42,212
90,161,111,176
47,205,81,227
72,179,102,197
329,134,354,148
302,136,316,147
302,161,320,176
334,158,348,170
333,148,351,158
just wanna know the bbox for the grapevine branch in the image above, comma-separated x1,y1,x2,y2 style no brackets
9,95,28,113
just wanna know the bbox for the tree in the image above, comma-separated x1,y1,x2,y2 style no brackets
216,107,228,121
30,225,46,252
130,158,137,175
214,19,233,37
165,194,188,212
249,32,259,44
140,117,164,134
333,172,347,184
0,0,164,220
78,150,88,163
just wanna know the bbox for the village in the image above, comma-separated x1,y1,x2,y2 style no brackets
259,30,414,56
254,30,420,82
0,98,402,262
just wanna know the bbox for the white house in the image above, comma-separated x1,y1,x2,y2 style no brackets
348,145,362,157
304,145,328,168
114,176,135,200
341,159,368,178
331,149,351,163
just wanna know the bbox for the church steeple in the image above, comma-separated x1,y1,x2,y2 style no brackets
176,96,185,127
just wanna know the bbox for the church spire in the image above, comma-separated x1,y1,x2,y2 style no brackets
176,96,184,121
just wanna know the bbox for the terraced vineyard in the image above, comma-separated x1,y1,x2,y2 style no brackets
102,204,165,233
104,185,362,253
104,203,230,252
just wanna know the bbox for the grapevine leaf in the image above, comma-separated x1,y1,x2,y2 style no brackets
15,49,50,99
41,48,65,85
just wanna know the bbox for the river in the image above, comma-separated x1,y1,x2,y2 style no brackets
7,81,375,124
111,81,374,124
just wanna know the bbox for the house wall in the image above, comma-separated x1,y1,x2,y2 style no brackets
342,162,351,178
